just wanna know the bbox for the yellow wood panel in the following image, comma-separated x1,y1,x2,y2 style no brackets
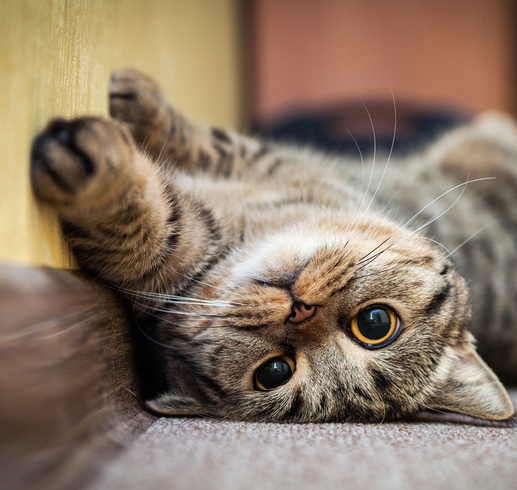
0,0,242,267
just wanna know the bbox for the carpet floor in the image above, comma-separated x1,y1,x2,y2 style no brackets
93,391,517,490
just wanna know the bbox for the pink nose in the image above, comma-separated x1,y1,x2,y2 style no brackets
288,303,316,324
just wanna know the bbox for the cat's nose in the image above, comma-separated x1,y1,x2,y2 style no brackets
288,302,316,324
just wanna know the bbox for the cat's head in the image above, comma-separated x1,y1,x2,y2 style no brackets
145,212,514,423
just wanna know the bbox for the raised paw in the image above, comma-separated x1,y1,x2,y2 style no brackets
31,117,135,207
109,68,169,147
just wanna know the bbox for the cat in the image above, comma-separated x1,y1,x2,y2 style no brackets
30,68,517,424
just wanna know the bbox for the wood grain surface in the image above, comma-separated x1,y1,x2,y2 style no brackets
0,0,243,268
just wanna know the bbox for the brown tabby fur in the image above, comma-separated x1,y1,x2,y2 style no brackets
30,68,516,423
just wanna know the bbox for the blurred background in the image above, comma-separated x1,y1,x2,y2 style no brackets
0,0,515,267
251,0,516,122
251,0,516,155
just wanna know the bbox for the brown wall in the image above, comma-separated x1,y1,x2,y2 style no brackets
252,0,516,124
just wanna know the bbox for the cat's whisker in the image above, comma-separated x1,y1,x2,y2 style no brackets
155,138,168,165
347,93,398,243
363,100,378,207
107,284,244,307
347,129,366,217
344,111,396,254
447,223,493,257
154,313,237,330
394,176,496,234
134,318,180,349
358,176,496,265
41,312,104,340
123,387,146,405
165,300,233,307
383,179,475,254
176,271,236,295
360,93,398,226
346,101,377,233
0,306,99,343
180,286,258,307
420,403,448,414
132,301,225,318
119,289,211,302
354,263,411,282
116,288,228,316
378,189,402,215
388,87,397,158
128,296,258,321
413,236,453,256
135,294,233,308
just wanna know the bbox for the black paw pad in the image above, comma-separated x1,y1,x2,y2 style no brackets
46,119,95,177
30,119,96,199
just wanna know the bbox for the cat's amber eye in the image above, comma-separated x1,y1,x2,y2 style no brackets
350,305,399,348
255,356,295,391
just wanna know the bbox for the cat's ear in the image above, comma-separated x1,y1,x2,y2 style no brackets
145,392,208,417
427,342,515,421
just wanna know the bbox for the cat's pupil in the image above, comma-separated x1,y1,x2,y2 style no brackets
356,307,392,340
255,357,293,390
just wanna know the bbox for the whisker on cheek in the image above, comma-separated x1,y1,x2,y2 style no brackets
0,306,100,343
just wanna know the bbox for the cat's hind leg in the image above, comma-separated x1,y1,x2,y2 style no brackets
429,113,517,203
31,117,227,296
109,68,271,177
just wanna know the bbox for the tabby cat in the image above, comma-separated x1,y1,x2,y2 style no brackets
30,69,517,424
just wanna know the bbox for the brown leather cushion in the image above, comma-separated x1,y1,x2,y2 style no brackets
0,264,153,489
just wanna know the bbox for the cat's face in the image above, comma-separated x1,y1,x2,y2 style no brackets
147,213,512,422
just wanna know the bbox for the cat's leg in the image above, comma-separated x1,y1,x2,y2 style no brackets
109,68,275,177
428,113,517,208
31,117,226,296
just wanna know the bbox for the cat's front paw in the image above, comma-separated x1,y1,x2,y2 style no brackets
109,68,168,146
31,117,134,206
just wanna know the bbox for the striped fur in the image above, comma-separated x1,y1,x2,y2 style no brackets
30,69,516,423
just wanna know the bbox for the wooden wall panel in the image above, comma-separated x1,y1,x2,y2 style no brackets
252,0,516,124
0,0,242,267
